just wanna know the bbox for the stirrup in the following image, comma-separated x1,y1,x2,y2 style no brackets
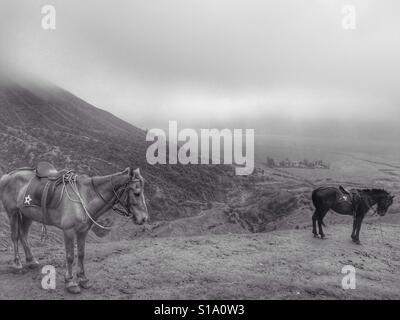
40,225,48,242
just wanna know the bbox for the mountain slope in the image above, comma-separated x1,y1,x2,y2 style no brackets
0,78,234,221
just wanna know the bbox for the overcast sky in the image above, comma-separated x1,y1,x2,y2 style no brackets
1,0,399,138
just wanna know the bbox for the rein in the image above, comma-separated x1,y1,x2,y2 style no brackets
358,190,378,217
363,191,377,215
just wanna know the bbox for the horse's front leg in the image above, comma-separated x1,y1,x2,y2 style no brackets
351,218,357,241
354,216,364,244
76,231,90,289
63,230,81,294
351,218,362,244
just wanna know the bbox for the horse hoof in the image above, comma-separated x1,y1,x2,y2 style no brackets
352,239,361,245
313,234,318,238
320,235,325,239
27,259,40,269
78,278,91,289
66,282,81,294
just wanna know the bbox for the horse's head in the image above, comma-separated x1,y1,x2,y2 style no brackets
375,190,394,216
117,168,149,225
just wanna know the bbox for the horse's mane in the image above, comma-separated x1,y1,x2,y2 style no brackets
7,167,35,175
361,188,389,195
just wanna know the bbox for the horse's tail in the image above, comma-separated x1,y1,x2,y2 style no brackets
0,173,23,238
311,189,321,209
0,172,20,212
0,173,9,211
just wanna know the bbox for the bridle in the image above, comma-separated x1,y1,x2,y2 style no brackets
91,175,143,218
363,192,377,215
361,191,392,217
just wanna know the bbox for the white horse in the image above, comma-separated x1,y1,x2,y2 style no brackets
0,165,149,293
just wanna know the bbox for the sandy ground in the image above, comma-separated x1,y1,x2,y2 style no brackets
0,222,399,300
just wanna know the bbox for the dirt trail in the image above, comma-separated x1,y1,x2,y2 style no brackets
0,222,399,299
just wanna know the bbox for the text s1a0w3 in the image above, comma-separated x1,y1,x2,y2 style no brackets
154,304,245,317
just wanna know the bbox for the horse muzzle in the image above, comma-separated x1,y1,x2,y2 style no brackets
132,213,149,225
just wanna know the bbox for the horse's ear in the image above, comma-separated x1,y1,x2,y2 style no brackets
133,168,144,181
123,167,132,177
391,195,395,200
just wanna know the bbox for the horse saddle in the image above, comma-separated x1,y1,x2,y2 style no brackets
339,186,352,200
36,162,63,179
338,186,361,210
22,162,70,223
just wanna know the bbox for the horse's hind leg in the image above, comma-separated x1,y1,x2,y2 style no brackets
317,210,329,239
19,217,39,268
351,216,364,244
312,211,318,237
9,211,23,270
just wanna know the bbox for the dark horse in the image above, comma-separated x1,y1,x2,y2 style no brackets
312,186,394,244
0,165,149,293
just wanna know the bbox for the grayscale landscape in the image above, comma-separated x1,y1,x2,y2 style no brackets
0,0,399,300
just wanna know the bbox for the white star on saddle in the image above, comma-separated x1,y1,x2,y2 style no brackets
24,195,32,205
341,195,348,201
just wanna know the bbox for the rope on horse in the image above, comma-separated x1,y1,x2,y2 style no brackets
63,173,113,230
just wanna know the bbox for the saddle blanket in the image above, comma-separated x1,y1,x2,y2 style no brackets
22,176,64,209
